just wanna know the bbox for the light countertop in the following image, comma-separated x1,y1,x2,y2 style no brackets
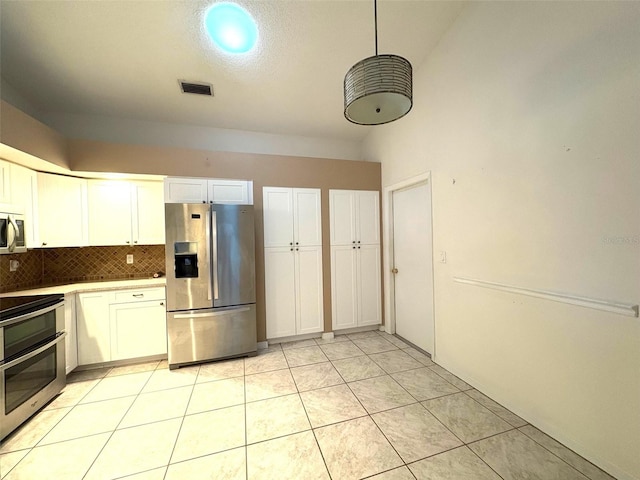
1,277,166,297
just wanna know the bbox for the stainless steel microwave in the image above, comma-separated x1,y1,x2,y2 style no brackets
0,205,26,254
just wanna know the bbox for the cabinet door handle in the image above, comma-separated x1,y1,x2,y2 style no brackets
290,242,293,246
134,240,138,244
160,302,164,306
42,242,47,246
357,241,361,244
133,294,144,298
126,240,130,244
352,241,356,244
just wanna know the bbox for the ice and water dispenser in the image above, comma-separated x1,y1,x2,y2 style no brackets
174,242,199,278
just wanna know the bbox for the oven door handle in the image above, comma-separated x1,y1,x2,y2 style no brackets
0,332,67,372
0,301,65,328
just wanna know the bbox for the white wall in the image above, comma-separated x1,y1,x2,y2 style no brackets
364,2,640,479
40,112,363,162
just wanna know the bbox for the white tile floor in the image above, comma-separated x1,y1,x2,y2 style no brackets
0,330,616,480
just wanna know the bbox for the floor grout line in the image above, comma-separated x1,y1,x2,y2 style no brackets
3,341,612,480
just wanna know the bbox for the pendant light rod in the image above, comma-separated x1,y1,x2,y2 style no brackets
374,0,378,56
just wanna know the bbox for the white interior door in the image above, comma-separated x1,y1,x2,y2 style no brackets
392,181,434,354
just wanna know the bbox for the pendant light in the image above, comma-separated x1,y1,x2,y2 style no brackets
344,0,413,125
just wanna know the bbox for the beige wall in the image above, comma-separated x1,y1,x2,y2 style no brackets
68,139,382,341
0,100,70,169
364,2,639,479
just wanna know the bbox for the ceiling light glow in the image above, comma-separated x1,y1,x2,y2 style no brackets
205,3,257,54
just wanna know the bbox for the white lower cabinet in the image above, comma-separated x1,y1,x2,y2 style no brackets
110,300,167,361
265,246,323,339
76,287,167,366
64,294,78,374
76,292,111,365
331,244,381,330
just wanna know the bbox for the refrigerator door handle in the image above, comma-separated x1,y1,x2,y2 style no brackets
173,307,251,319
212,210,219,300
206,211,212,301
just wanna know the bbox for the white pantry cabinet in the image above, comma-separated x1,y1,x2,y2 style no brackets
36,172,89,248
76,287,167,365
164,177,253,204
331,244,381,329
263,186,323,339
265,246,324,338
64,293,78,374
263,187,322,248
329,189,382,331
87,180,165,246
329,190,380,246
9,163,38,248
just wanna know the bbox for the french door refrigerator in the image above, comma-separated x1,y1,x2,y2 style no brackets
165,203,257,369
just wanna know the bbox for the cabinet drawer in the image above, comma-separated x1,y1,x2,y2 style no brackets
110,287,165,304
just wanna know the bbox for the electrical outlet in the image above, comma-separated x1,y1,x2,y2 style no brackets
126,254,134,264
439,251,447,264
9,260,19,272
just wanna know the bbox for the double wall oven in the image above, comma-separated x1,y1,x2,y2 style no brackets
0,294,66,441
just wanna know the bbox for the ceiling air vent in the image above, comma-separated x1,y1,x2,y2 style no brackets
179,80,213,96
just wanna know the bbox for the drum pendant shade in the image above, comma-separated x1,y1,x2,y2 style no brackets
343,1,413,125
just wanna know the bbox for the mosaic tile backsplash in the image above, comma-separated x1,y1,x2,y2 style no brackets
0,245,166,293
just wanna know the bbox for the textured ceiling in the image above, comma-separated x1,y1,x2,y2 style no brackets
0,1,465,142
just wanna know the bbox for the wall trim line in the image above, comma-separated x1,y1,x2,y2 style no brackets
453,276,639,318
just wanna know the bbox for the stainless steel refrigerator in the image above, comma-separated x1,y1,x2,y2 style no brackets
164,203,257,369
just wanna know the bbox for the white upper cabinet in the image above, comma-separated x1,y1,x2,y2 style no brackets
293,188,322,247
132,182,165,245
9,163,38,248
356,191,381,245
208,179,251,204
88,180,133,246
37,172,88,248
329,190,380,246
263,187,294,247
0,160,11,204
328,190,356,246
164,177,253,204
164,177,208,203
87,180,165,246
263,187,321,248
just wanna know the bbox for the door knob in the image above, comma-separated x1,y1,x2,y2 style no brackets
392,268,399,274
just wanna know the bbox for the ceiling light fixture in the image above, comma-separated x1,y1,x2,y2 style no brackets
205,2,257,54
344,0,413,125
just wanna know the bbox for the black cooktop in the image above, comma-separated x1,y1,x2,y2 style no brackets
0,294,64,321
